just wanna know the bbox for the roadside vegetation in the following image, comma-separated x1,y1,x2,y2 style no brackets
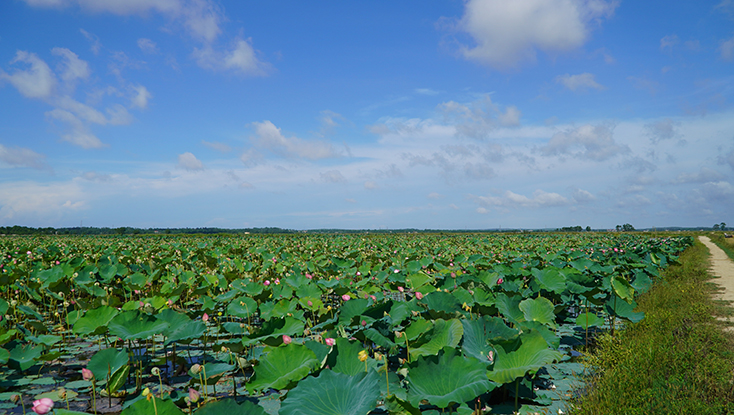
710,233,734,261
572,238,734,415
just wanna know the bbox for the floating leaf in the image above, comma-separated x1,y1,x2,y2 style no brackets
247,343,319,393
407,348,495,409
9,343,43,371
280,370,379,415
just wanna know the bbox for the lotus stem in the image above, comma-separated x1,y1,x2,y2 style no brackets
514,378,519,412
91,379,98,415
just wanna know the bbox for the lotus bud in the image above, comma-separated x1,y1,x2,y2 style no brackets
82,368,94,381
282,335,292,345
188,388,200,403
202,313,209,322
325,337,335,346
31,398,54,414
415,292,423,300
191,364,202,374
10,394,20,404
341,294,351,301
151,367,160,376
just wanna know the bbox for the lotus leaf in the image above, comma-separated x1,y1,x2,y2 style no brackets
280,369,379,415
120,396,185,415
226,296,258,318
87,347,129,382
461,316,518,363
108,310,170,340
73,305,119,336
247,343,320,393
193,398,267,415
410,318,463,359
518,297,556,328
9,343,43,371
487,330,563,384
407,348,495,408
531,267,566,294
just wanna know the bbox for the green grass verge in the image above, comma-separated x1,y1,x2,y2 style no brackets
709,233,734,262
571,239,734,415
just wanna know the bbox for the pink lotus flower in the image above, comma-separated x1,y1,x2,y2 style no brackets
497,278,504,284
282,335,292,345
361,320,367,326
305,273,313,279
307,300,313,306
202,313,209,322
397,286,404,293
370,295,376,301
325,337,335,346
415,292,423,300
32,398,54,414
82,367,94,380
274,278,280,285
188,387,200,403
342,294,351,301
264,280,271,286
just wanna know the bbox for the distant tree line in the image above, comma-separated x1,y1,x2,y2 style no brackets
616,224,636,232
712,222,727,231
555,226,592,232
0,226,296,236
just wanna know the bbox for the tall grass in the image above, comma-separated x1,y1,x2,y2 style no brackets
572,240,734,415
710,233,734,262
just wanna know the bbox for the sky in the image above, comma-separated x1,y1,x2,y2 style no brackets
1,0,733,230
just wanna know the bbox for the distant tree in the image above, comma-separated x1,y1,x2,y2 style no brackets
616,225,622,231
622,223,635,232
586,226,591,232
714,224,721,230
721,222,727,231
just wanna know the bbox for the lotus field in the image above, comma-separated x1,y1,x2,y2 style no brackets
0,233,692,414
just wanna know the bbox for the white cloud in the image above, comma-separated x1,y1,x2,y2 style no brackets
45,108,106,149
0,181,86,221
438,94,521,138
476,189,570,209
51,47,90,85
540,123,629,161
364,181,378,190
177,152,204,171
202,140,231,153
572,188,595,203
673,168,726,184
137,38,159,54
79,29,102,54
320,170,346,183
457,0,618,69
660,34,678,52
130,84,152,109
250,120,340,160
192,38,270,76
644,118,679,143
415,88,440,96
0,145,48,169
0,51,56,99
719,36,734,61
428,192,444,199
555,73,605,91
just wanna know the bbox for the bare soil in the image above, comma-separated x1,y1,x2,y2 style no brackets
698,236,734,328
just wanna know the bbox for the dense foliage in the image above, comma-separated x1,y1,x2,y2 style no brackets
0,233,692,414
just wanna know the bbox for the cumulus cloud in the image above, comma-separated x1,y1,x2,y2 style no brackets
177,152,204,171
439,94,521,138
0,51,56,99
0,181,85,221
250,120,340,160
1,48,148,149
660,34,678,53
475,189,570,209
130,84,152,109
539,123,629,161
457,0,618,69
572,188,595,203
320,170,347,183
644,118,680,143
25,0,271,75
364,181,378,190
0,144,48,169
673,168,726,184
555,72,605,91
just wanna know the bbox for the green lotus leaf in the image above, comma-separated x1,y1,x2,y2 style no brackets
605,295,644,323
242,317,304,347
338,298,369,325
611,276,635,303
73,306,119,336
108,310,169,341
0,298,8,315
410,318,463,359
518,297,556,328
407,348,495,409
461,316,518,363
227,296,258,319
87,347,129,382
332,338,371,376
531,267,566,294
576,311,606,329
17,305,42,320
9,343,43,371
487,330,563,384
55,409,92,415
280,369,380,415
494,293,524,323
421,291,462,315
405,318,432,341
247,343,320,393
157,309,206,344
189,362,235,384
120,396,185,415
0,347,9,364
193,398,267,415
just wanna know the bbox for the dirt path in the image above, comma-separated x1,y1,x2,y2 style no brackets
698,236,734,327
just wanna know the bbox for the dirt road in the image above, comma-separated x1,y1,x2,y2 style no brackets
698,236,734,327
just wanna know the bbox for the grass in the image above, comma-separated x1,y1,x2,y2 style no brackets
709,233,734,262
571,238,734,415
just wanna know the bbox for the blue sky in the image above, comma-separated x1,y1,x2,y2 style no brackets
1,0,733,230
